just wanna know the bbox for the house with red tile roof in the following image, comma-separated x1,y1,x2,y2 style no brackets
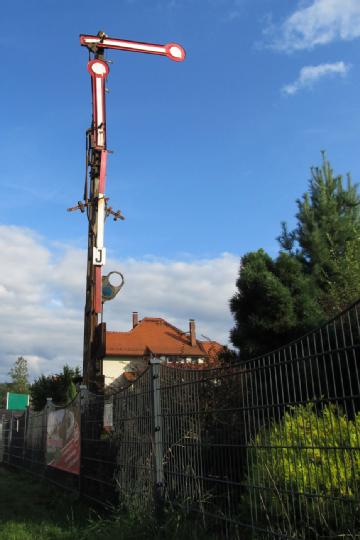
101,312,223,390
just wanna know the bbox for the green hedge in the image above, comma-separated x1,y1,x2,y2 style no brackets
244,404,360,538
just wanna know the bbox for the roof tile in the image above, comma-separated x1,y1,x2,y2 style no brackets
105,317,222,358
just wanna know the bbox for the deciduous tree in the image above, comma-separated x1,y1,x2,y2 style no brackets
8,356,29,394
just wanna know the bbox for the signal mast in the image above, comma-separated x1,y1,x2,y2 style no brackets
70,32,185,390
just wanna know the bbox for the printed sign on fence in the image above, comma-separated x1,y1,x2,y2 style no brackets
46,398,80,475
103,399,113,431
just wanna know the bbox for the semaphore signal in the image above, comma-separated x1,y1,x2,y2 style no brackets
69,31,185,390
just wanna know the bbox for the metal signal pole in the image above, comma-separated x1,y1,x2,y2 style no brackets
71,31,185,391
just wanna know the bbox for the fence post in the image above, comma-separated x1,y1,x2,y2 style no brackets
22,406,29,467
79,385,89,496
150,357,164,513
44,397,53,475
7,413,13,465
9,414,13,448
0,414,3,463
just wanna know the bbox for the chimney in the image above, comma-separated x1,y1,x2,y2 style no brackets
132,312,139,328
189,319,196,347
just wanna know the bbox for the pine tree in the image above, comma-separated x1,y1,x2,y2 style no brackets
230,250,323,359
230,154,360,359
280,152,360,314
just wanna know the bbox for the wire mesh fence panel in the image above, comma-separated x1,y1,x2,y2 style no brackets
158,300,360,539
160,366,250,539
81,366,156,509
0,416,4,462
240,303,360,540
113,366,155,511
1,411,13,464
0,414,11,464
45,395,81,492
161,367,207,512
81,390,118,506
24,408,47,475
1,408,46,475
7,412,27,469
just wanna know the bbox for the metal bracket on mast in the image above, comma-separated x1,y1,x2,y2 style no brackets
67,198,125,220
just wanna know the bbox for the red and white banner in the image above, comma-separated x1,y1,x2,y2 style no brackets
46,398,80,475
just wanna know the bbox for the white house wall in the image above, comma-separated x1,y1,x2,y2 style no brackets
102,356,146,387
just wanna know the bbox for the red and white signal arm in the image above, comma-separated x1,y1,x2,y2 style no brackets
80,35,186,62
87,59,110,148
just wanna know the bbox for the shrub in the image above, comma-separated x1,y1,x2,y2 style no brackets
30,365,81,410
244,404,360,538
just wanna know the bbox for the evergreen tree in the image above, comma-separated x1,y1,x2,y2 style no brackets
230,250,323,359
279,153,360,314
323,238,360,315
230,154,360,359
30,365,81,411
8,356,29,394
0,383,11,408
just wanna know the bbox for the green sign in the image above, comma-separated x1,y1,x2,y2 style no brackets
6,392,29,411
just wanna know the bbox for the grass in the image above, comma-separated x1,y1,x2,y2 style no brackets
0,466,214,540
0,466,88,540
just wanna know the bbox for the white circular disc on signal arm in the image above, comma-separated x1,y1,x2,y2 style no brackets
170,46,182,58
87,59,110,78
165,43,186,62
92,62,107,75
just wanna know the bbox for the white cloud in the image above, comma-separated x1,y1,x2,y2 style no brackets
0,225,239,381
282,61,350,95
222,0,246,21
271,0,360,52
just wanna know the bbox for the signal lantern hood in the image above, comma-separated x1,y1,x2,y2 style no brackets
80,34,186,62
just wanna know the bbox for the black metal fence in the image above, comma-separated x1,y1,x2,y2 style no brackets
1,400,81,492
1,300,360,539
1,407,46,475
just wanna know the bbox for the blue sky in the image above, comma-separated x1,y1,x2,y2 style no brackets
2,0,360,378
